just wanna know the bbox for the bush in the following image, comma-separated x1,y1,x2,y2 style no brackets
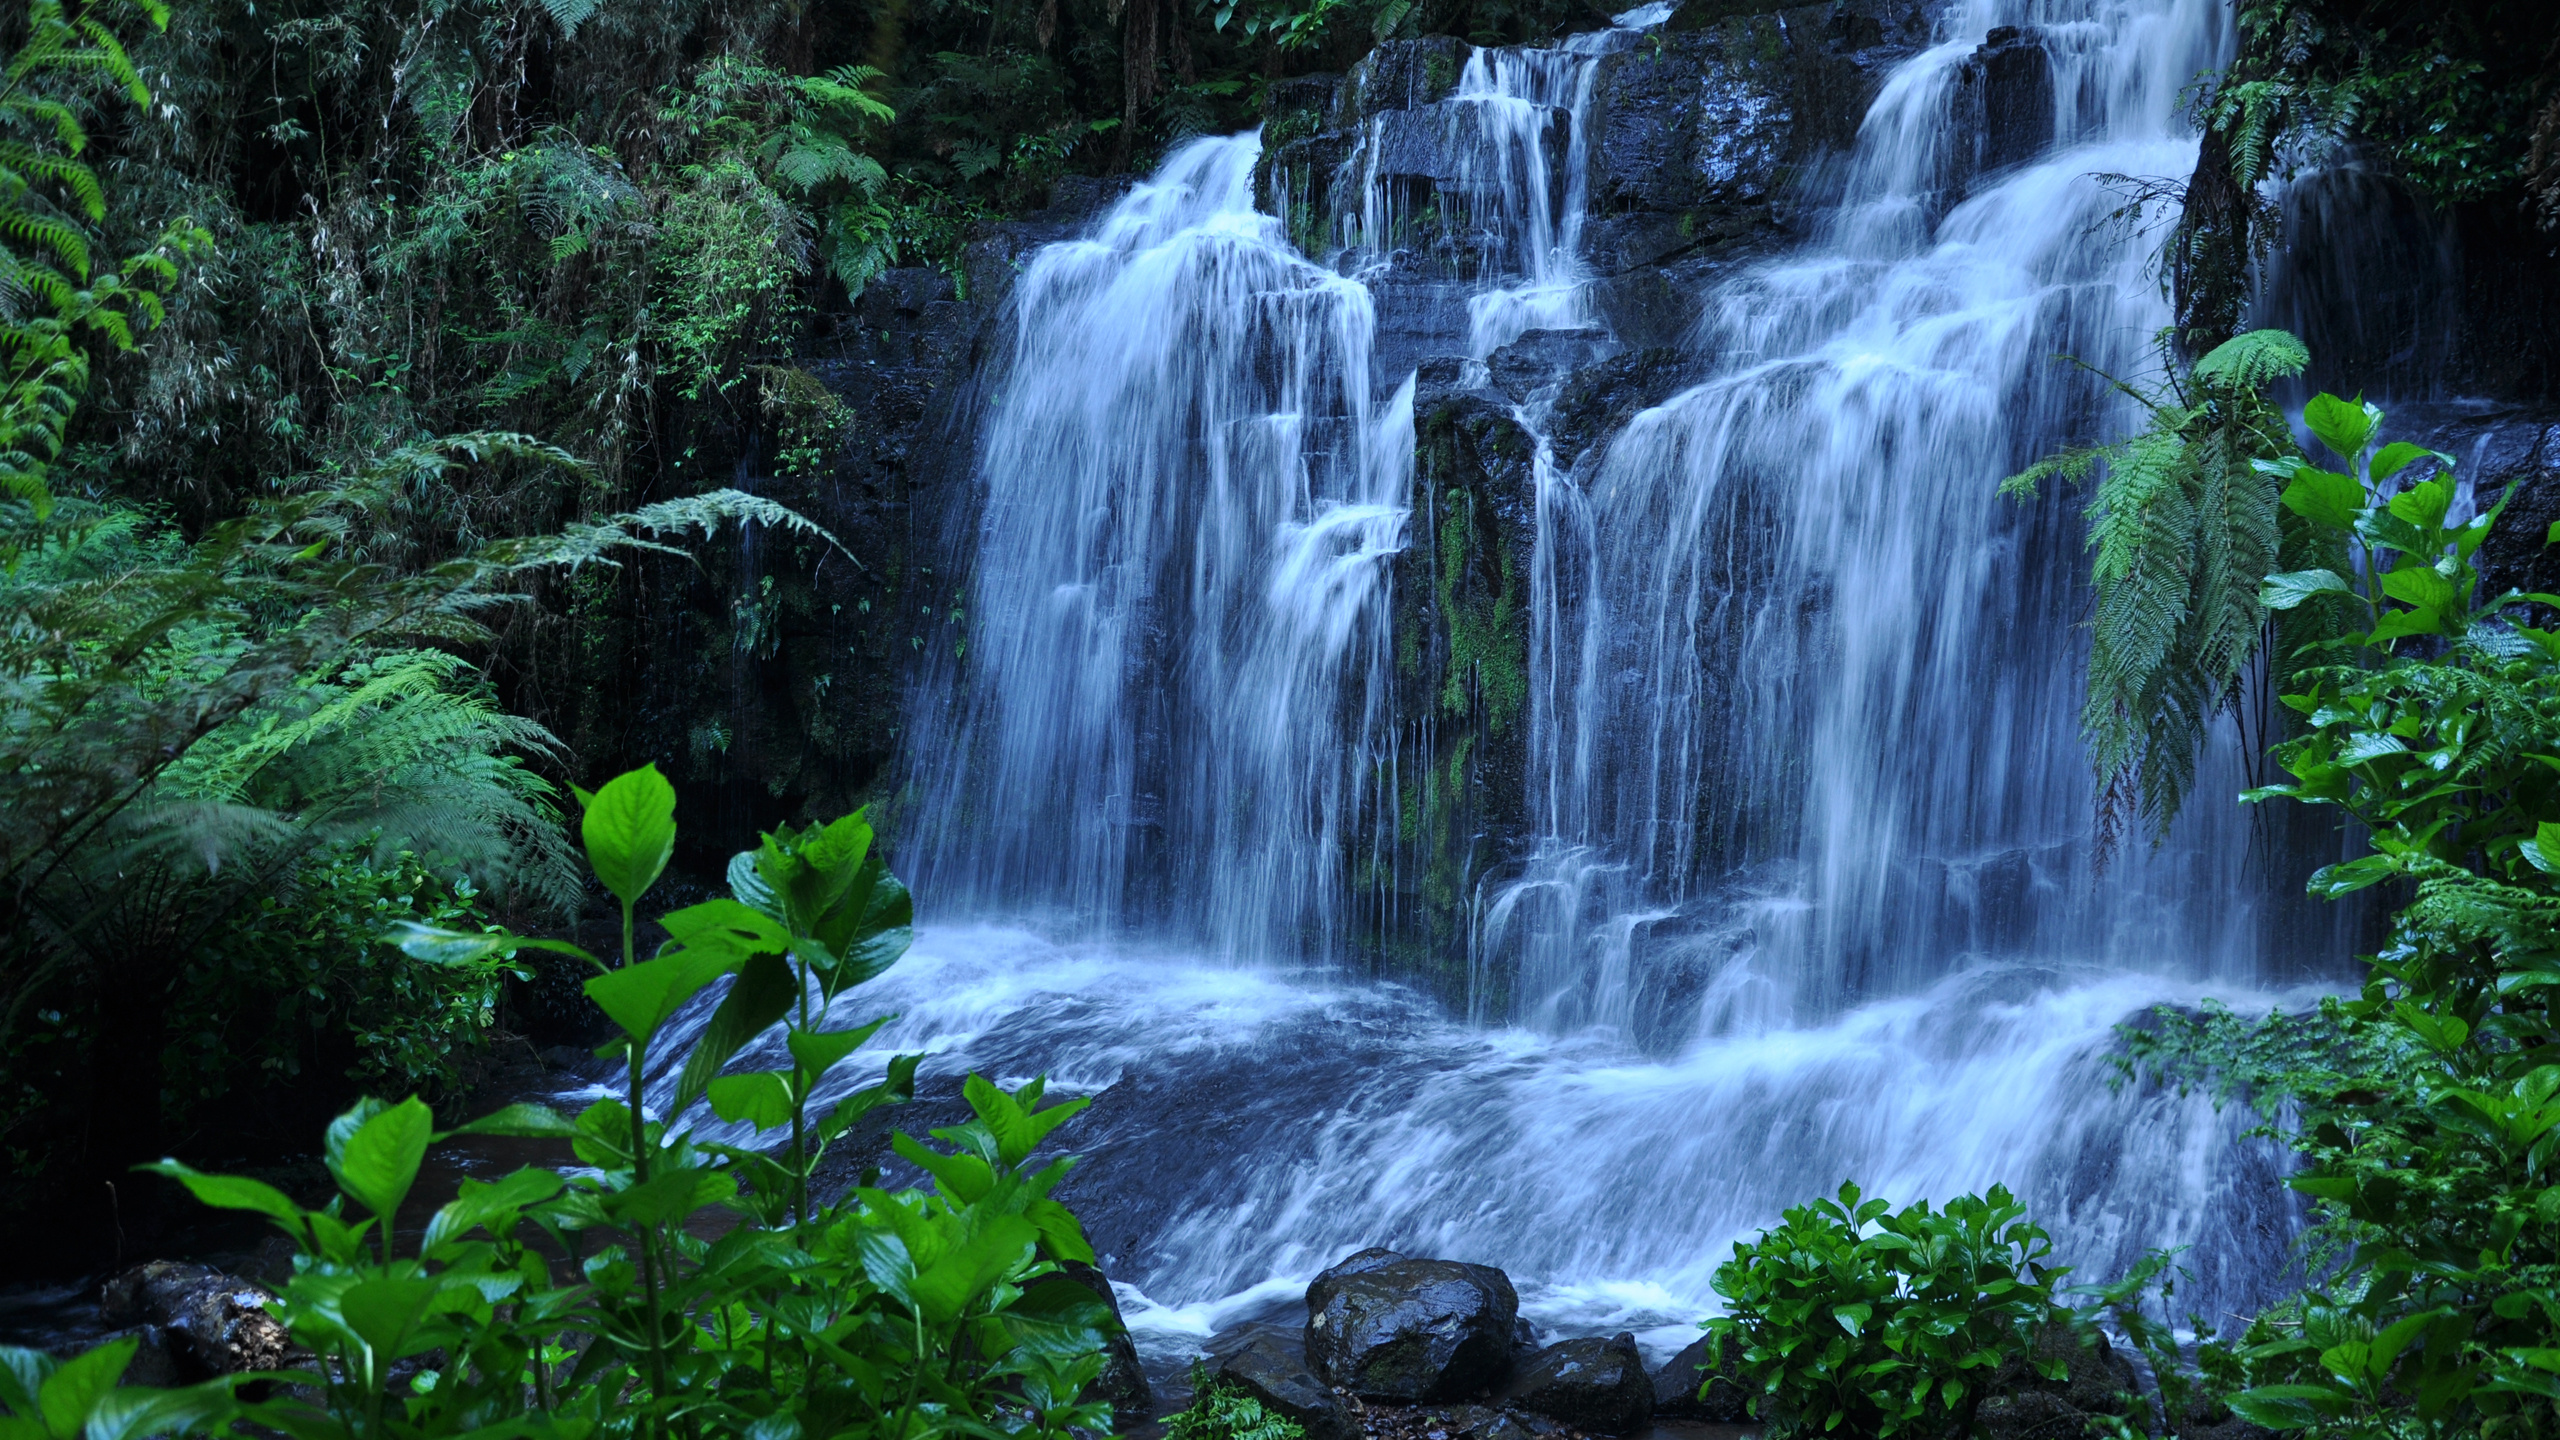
1168,1363,1307,1440
0,765,1124,1440
1704,1182,2068,1438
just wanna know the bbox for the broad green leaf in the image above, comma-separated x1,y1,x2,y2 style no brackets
674,950,800,1115
728,849,782,919
0,1346,46,1417
340,1274,441,1363
584,943,735,1044
965,1074,1034,1166
2260,569,2353,610
424,1168,565,1253
893,1131,994,1204
908,1216,1038,1325
2230,1383,2349,1429
2279,467,2367,530
788,1017,889,1082
393,923,600,972
86,1384,247,1440
707,1072,798,1131
2380,563,2458,615
2522,822,2560,874
578,765,677,908
2369,441,2452,481
658,898,791,958
139,1162,303,1228
1832,1302,1871,1336
607,1167,738,1227
2302,392,2375,463
37,1340,132,1437
329,1097,433,1221
2366,607,2444,643
818,1054,922,1141
2388,476,2455,534
445,1102,580,1140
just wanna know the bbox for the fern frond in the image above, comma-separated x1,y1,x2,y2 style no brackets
492,487,853,572
2192,328,2309,392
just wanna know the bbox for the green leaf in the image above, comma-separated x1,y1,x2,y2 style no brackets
139,1162,304,1228
578,764,677,907
424,1167,565,1253
2302,392,2376,463
37,1341,132,1437
657,897,791,958
327,1097,433,1222
2279,467,2368,530
893,1131,994,1204
607,1167,738,1227
2369,441,2452,482
445,1102,580,1140
340,1274,441,1363
788,1017,889,1082
674,950,800,1115
2366,607,2445,642
2387,477,2456,534
1832,1302,1872,1336
584,943,736,1044
707,1072,798,1131
908,1215,1038,1325
2521,822,2560,874
2229,1383,2349,1429
2261,569,2353,610
2380,563,2459,616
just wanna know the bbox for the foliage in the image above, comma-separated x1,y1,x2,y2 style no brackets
2113,388,2560,1436
160,849,504,1131
1703,1181,2070,1438
58,763,1123,1440
2002,327,2312,850
1168,1361,1307,1440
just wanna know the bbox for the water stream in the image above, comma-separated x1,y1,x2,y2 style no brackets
665,0,2338,1367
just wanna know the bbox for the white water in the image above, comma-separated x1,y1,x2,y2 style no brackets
784,0,2332,1366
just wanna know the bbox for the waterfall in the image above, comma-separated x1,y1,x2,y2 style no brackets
684,0,2337,1362
904,138,1413,962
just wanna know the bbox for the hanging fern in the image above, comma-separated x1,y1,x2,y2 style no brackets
2007,328,2313,854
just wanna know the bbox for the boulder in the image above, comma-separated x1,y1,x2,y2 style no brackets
1216,1331,1356,1440
1488,329,1613,404
1303,1256,1521,1401
1055,1260,1153,1420
1340,37,1474,124
98,1261,290,1378
1500,1332,1653,1434
1977,1325,2139,1430
1651,1332,1752,1423
1308,1246,1412,1310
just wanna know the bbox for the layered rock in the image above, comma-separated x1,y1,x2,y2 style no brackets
1500,1332,1653,1434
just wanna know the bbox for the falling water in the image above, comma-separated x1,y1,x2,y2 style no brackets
683,0,2342,1364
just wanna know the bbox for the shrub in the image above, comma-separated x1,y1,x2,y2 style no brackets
0,765,1124,1440
1168,1363,1307,1440
1704,1181,2068,1438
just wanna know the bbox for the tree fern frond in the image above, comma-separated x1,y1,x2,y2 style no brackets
2192,328,2309,392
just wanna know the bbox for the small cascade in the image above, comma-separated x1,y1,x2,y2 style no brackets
904,138,1412,962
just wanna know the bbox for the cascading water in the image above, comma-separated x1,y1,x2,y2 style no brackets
649,0,2339,1367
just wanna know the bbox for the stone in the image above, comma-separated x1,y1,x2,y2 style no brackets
1975,1388,2094,1440
1475,1410,1567,1440
1217,1331,1356,1440
99,1261,290,1378
1499,1332,1653,1434
1952,26,2055,185
89,1326,187,1387
1546,348,1705,466
1055,1260,1153,1420
1303,1256,1521,1401
1341,38,1474,125
1488,328,1613,403
1651,1333,1751,1423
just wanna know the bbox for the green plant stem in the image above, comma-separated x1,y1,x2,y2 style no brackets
618,894,671,1440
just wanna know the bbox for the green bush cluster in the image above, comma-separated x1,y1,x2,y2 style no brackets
0,763,1127,1440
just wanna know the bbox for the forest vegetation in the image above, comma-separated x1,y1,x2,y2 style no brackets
4,0,2560,1437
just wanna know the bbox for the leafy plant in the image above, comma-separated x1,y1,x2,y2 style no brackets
2002,327,2312,849
55,763,1127,1440
1168,1361,1307,1440
1704,1181,2070,1438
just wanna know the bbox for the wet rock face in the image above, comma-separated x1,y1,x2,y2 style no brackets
1650,1332,1752,1422
1217,1330,1358,1440
1500,1332,1653,1434
1304,1256,1523,1401
1952,25,2055,186
98,1261,289,1379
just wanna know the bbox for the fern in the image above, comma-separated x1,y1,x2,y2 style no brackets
1165,1365,1306,1440
2010,329,2311,853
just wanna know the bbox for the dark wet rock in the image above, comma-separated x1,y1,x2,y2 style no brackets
90,1326,188,1387
1499,1332,1652,1434
1546,347,1705,467
1474,1410,1567,1440
1651,1332,1752,1422
99,1262,289,1378
1342,37,1474,122
1311,1247,1411,1304
1056,1261,1153,1418
1489,328,1614,403
1975,1388,2095,1440
1586,0,1931,222
1217,1330,1357,1440
1952,26,2055,185
1980,1325,2139,1427
1303,1256,1522,1401
2408,407,2560,605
